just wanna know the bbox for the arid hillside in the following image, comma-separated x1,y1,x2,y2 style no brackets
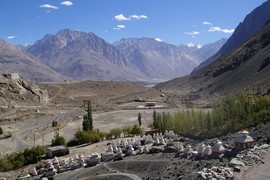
156,21,270,107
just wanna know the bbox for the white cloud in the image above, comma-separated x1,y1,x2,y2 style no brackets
208,26,234,33
60,1,73,6
155,38,162,42
187,42,203,49
202,21,212,25
39,4,59,9
115,14,130,21
113,25,126,30
197,44,203,49
7,36,15,39
130,15,148,20
114,14,148,21
187,42,195,47
184,31,200,36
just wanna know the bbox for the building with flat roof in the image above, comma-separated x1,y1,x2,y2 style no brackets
47,146,69,158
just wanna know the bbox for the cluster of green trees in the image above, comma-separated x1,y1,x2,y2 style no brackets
153,89,270,138
108,124,143,139
0,146,46,172
70,124,143,146
74,129,107,144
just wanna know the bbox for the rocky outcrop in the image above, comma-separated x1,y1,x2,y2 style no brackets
0,74,48,106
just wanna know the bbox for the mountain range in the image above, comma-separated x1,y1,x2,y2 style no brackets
0,29,225,82
26,29,147,82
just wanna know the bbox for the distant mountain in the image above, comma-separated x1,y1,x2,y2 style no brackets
27,29,146,81
179,38,227,63
156,20,270,105
114,38,200,81
0,38,64,82
192,38,227,62
194,0,270,72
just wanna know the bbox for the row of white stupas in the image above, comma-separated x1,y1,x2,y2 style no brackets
179,130,254,157
107,130,254,158
28,152,102,178
179,141,225,158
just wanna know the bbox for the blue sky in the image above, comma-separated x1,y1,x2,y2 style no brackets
0,0,267,46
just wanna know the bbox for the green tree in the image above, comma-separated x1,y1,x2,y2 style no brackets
82,101,93,131
51,135,66,146
138,112,142,126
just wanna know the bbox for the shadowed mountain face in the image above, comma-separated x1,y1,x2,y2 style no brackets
0,38,64,82
114,38,200,81
156,21,270,104
27,29,146,81
194,0,270,72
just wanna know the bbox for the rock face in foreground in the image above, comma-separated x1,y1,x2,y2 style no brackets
0,74,48,107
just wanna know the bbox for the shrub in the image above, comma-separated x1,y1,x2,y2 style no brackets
51,136,66,146
109,128,122,138
131,124,143,135
122,126,132,137
75,129,107,144
67,138,81,147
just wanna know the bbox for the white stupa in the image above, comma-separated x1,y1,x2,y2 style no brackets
197,143,206,155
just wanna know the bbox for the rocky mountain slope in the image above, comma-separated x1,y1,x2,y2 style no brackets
27,29,146,81
0,74,48,108
0,39,64,82
114,38,200,81
194,0,270,72
156,20,270,107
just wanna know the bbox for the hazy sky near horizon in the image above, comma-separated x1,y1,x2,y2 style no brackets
0,0,267,46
